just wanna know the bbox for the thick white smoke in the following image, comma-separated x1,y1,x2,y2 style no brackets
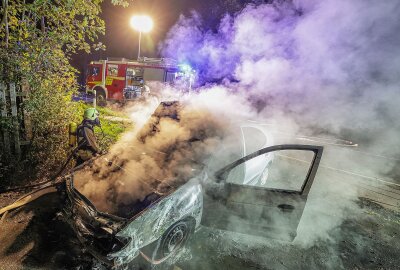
73,87,256,216
74,0,399,255
158,0,400,248
161,0,400,156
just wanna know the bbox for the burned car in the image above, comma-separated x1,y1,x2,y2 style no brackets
63,174,203,266
62,102,323,267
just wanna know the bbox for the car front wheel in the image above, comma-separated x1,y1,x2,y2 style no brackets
159,220,191,258
139,219,194,266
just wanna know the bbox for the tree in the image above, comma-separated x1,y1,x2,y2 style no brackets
0,0,130,181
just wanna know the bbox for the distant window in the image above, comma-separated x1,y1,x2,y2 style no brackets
126,68,136,77
107,64,119,76
165,72,176,82
126,68,144,87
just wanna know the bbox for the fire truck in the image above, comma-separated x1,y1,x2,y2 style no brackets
85,57,194,106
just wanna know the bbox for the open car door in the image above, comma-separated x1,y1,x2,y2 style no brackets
201,144,323,241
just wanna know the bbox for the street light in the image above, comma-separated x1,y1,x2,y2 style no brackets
130,15,153,60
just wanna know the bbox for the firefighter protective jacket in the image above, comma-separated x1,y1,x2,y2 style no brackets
76,120,100,159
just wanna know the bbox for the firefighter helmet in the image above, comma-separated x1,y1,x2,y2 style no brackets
84,108,100,121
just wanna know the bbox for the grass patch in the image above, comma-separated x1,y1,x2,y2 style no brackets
75,102,133,151
96,106,130,119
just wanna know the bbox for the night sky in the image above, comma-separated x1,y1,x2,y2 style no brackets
73,0,189,84
72,0,259,84
100,0,191,59
100,0,256,58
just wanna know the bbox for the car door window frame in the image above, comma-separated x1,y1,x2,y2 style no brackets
214,144,323,196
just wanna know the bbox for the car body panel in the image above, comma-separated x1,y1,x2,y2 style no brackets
201,144,323,241
62,102,323,265
64,141,322,265
63,175,203,266
109,179,203,264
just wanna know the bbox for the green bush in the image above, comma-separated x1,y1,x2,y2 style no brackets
0,0,131,183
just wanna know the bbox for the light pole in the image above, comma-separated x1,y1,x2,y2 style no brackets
130,15,153,60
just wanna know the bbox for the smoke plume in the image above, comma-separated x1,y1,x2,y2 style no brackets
158,0,400,250
161,0,400,155
74,0,400,259
73,95,252,217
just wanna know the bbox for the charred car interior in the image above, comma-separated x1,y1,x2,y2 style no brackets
61,101,323,267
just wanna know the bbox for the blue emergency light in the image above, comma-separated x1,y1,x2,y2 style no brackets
178,63,192,73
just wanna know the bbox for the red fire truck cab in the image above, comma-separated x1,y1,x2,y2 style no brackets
86,57,193,106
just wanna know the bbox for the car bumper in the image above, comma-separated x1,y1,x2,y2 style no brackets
62,178,132,266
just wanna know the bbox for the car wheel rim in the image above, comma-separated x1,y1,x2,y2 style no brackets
163,224,188,256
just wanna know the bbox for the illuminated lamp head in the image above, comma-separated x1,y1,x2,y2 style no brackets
130,15,154,33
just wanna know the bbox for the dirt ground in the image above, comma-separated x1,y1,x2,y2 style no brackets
0,190,399,270
0,192,85,270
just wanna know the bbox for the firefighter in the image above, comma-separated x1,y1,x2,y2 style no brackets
75,108,102,166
